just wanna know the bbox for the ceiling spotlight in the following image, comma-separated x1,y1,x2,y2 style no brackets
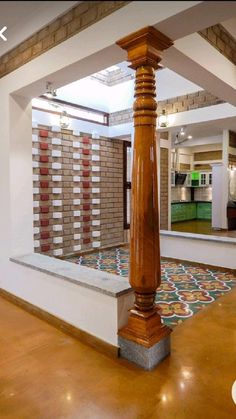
180,127,185,136
44,82,57,99
187,135,193,140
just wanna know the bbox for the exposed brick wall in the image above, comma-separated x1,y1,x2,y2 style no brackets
194,150,222,162
32,125,124,257
0,1,130,78
199,24,236,66
109,91,224,125
160,148,169,230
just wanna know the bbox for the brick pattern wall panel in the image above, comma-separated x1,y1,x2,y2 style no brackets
160,147,169,230
199,24,236,66
32,125,124,256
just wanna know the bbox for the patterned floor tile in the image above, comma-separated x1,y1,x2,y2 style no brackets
67,247,236,328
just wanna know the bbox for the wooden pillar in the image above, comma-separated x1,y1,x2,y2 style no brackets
117,27,173,351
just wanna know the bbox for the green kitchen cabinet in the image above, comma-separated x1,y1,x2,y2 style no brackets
197,202,212,220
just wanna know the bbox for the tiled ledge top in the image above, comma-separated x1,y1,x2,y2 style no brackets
160,230,236,244
10,253,132,298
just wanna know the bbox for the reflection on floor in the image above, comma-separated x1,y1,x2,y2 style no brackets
172,219,236,237
68,247,236,328
2,291,236,418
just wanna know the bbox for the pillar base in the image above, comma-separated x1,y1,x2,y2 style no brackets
118,334,170,370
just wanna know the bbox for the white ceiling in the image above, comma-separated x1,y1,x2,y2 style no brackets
221,18,236,40
55,65,202,113
0,1,78,56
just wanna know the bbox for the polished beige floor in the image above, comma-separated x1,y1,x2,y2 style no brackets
1,292,236,419
172,220,236,237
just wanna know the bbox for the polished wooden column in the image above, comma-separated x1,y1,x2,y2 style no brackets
117,27,173,348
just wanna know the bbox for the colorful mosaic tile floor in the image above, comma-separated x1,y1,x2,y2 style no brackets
68,247,236,328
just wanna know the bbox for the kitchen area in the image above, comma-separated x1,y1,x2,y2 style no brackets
170,127,236,236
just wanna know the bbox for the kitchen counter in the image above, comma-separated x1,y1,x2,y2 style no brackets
171,201,212,222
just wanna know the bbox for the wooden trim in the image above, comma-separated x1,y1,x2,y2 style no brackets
0,288,119,358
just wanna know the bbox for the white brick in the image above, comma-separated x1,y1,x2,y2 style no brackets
33,227,40,235
73,199,81,205
92,209,100,215
92,166,100,172
53,225,63,232
33,214,40,221
32,148,38,155
74,210,81,217
92,155,100,161
53,188,62,194
52,126,61,133
73,141,80,148
53,236,63,244
73,176,81,182
74,233,81,240
73,164,80,171
74,245,81,252
32,161,39,168
32,121,38,129
92,177,100,182
73,188,81,194
33,201,39,208
34,240,40,248
53,212,62,219
53,200,62,206
33,188,39,195
73,222,81,228
33,174,39,182
32,134,38,142
92,231,100,238
73,130,81,136
52,162,61,170
73,152,80,159
52,149,61,158
92,188,100,194
52,137,61,145
92,220,100,226
53,249,63,256
92,241,101,248
52,175,62,182
92,144,100,151
92,199,100,205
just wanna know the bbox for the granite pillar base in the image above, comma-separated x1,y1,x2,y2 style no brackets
118,334,171,370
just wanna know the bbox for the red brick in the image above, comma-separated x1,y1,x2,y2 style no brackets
40,143,48,150
83,193,90,200
41,244,50,252
40,168,49,175
82,136,90,144
39,130,48,138
83,226,90,233
40,206,49,214
83,215,90,222
40,194,49,201
82,149,90,155
82,160,90,166
83,238,90,244
40,219,49,227
82,181,90,188
40,181,49,189
83,204,90,211
82,171,90,177
40,155,49,163
41,232,50,240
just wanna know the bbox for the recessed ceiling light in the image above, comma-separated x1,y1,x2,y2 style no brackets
187,135,193,139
